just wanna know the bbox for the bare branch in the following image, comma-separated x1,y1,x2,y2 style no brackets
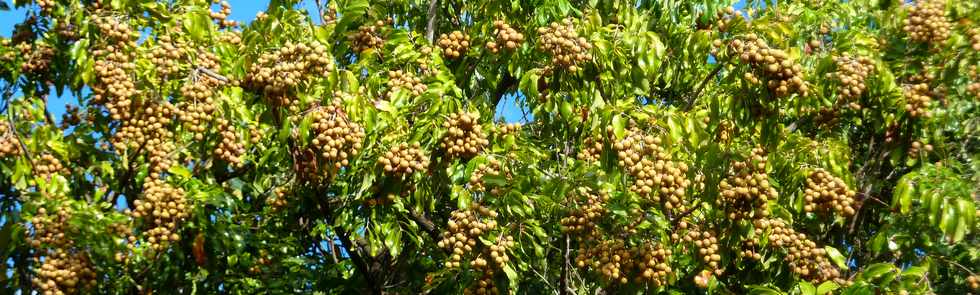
425,0,439,43
196,67,230,83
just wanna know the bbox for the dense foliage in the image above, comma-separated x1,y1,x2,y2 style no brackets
0,0,978,294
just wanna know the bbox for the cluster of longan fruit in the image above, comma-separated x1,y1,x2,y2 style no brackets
380,142,429,177
28,207,98,295
730,34,808,98
537,18,592,72
148,35,186,78
902,0,950,45
739,238,763,261
0,122,21,158
718,147,777,220
308,99,366,178
214,118,245,166
246,41,334,97
903,83,933,118
217,30,242,45
209,1,238,28
130,178,189,251
575,239,673,285
37,0,55,15
767,218,841,283
386,70,427,97
714,6,740,32
968,275,979,290
694,269,713,289
829,54,874,103
613,127,691,211
495,123,521,136
177,87,217,141
114,102,177,177
437,205,500,268
576,136,604,163
467,233,515,295
907,140,933,158
32,248,97,295
683,226,723,274
438,31,470,59
560,188,608,235
469,158,503,193
441,111,489,159
28,207,73,249
803,169,857,216
633,243,673,287
486,21,523,53
464,270,499,295
970,28,980,51
90,13,138,122
32,153,66,180
349,20,389,53
267,187,289,209
20,43,54,76
575,239,632,284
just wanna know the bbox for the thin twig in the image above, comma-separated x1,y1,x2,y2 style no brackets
930,255,976,276
6,106,35,172
196,67,230,83
684,61,726,111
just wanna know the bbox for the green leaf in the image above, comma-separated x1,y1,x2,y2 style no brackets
612,114,625,139
184,9,212,42
816,281,838,295
858,263,897,283
747,286,784,295
797,281,816,295
892,177,912,214
824,246,848,270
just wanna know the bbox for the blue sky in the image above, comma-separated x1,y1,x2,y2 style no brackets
0,0,529,123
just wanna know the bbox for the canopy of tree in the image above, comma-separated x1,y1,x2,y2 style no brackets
0,0,978,294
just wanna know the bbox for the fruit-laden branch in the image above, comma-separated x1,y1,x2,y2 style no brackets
425,0,439,43
4,86,35,172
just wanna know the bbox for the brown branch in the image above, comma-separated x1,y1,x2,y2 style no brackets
671,200,702,226
6,111,35,172
560,234,572,295
684,62,725,111
335,226,381,294
196,67,229,84
406,206,440,242
491,72,517,114
425,0,439,43
39,94,55,126
314,0,325,24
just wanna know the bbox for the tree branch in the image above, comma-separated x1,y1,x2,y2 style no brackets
670,200,702,226
406,206,440,242
491,72,517,111
425,0,439,43
684,62,725,111
6,107,35,172
560,234,572,295
196,67,229,84
335,225,381,295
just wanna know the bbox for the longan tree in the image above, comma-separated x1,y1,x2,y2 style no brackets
0,0,978,294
